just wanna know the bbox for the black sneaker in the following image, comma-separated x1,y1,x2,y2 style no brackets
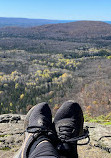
14,102,57,158
54,101,84,158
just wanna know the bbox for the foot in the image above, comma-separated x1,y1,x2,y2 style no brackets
14,102,57,158
54,100,84,158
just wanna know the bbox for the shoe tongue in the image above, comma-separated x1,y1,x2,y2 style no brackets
55,118,77,140
55,118,75,129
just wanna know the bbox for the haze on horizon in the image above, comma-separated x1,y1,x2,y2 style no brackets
0,0,111,21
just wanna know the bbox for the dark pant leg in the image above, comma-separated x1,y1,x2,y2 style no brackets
28,141,60,158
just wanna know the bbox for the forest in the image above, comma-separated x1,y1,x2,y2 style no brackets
0,50,111,117
0,21,111,118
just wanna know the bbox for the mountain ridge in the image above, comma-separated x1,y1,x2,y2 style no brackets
1,20,111,38
0,17,75,27
0,17,111,27
0,20,111,53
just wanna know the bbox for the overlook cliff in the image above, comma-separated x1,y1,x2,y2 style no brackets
0,114,110,158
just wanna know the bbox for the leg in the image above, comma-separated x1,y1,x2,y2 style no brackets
54,100,84,158
29,140,59,158
13,102,59,158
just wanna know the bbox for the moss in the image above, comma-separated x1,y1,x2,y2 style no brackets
102,122,111,125
0,134,10,137
0,135,6,137
0,147,11,150
84,113,111,125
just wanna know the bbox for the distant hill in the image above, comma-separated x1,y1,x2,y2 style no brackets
0,17,74,27
0,21,111,53
0,20,111,39
0,17,110,28
105,21,111,24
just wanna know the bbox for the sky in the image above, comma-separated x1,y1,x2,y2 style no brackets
0,0,111,20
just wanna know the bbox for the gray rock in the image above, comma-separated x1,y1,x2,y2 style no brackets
6,137,15,144
0,114,111,155
10,116,21,123
84,122,111,150
0,115,11,123
0,114,21,123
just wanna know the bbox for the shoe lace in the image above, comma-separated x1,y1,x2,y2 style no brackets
26,125,51,133
24,125,58,142
25,125,56,136
58,126,90,145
